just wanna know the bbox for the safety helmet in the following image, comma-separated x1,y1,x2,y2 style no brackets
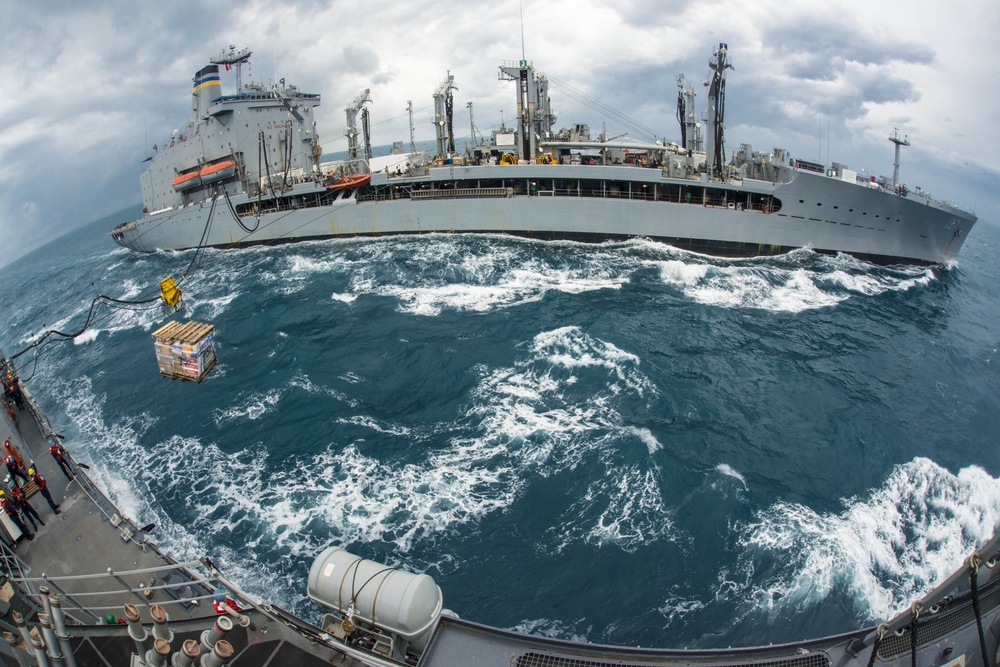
27,468,34,475
0,490,5,496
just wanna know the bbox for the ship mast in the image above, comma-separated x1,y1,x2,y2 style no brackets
704,43,733,180
211,45,252,92
889,128,910,188
676,74,702,153
433,72,457,157
407,100,417,154
345,89,372,168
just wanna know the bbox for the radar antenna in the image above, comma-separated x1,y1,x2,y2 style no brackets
211,45,252,91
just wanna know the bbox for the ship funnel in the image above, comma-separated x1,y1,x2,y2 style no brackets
191,65,221,122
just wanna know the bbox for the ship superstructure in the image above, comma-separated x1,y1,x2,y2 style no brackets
139,46,323,218
113,44,976,265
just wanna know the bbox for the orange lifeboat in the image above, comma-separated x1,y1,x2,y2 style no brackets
328,173,371,191
172,167,202,191
200,158,237,184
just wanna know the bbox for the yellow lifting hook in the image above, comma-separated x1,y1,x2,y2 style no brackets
159,276,182,308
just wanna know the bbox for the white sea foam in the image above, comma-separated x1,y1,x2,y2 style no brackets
716,463,748,489
628,426,662,454
507,618,591,643
288,374,352,404
559,466,673,552
336,415,411,436
333,239,627,316
650,250,934,312
189,292,237,320
657,593,707,624
287,255,342,274
331,293,357,303
658,260,710,286
73,329,100,345
734,458,1000,621
212,389,282,424
256,326,665,555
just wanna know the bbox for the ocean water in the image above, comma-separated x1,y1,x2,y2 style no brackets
2,207,1000,649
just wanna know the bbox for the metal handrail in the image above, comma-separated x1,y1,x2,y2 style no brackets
10,560,204,583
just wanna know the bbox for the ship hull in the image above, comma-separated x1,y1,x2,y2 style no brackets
112,164,976,265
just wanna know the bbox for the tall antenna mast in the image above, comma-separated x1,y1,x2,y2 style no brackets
889,128,909,188
520,0,526,61
407,100,416,154
467,101,480,145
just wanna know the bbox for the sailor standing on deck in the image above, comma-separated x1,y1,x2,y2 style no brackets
28,468,60,514
49,439,74,480
10,483,42,531
5,454,28,486
0,489,33,541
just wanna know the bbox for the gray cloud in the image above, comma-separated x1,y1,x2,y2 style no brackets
343,44,381,75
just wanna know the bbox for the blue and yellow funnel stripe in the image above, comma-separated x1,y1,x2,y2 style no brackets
193,65,221,93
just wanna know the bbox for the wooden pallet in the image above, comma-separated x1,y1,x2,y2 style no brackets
151,320,214,344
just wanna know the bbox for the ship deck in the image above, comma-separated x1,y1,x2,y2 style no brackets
0,392,345,666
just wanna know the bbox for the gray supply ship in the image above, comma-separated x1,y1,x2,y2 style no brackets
111,45,977,265
3,341,1000,664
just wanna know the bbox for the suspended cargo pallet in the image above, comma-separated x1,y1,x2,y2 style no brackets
151,320,217,382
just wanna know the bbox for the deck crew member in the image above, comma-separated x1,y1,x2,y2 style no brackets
28,468,59,514
10,483,42,531
0,489,32,541
5,454,28,486
49,439,74,480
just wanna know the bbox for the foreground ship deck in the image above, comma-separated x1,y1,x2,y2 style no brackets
3,368,1000,666
111,45,977,265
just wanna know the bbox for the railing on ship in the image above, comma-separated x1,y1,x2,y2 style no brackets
362,183,779,213
0,467,226,627
3,558,224,625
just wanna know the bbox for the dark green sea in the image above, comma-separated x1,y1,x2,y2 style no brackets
2,207,999,649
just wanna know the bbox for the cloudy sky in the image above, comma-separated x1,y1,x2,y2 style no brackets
1,0,997,267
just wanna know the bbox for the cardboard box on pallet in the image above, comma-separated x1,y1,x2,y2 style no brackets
151,320,217,382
